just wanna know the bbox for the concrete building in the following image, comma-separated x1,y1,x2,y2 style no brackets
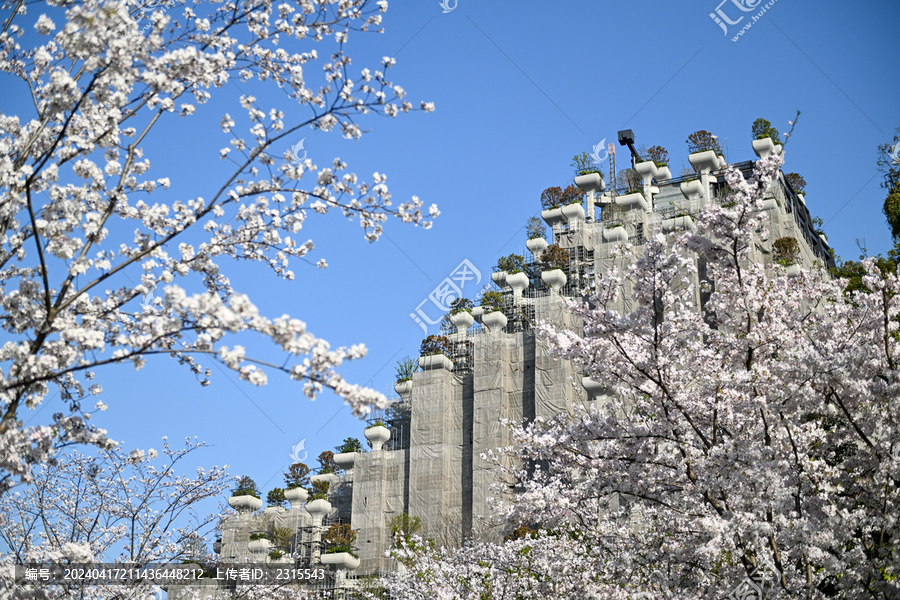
193,138,832,597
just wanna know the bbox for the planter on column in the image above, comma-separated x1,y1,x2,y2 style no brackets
680,180,704,202
481,311,507,332
655,165,672,180
394,380,412,396
573,172,605,193
506,272,529,299
751,137,782,160
228,495,262,513
688,150,719,172
321,552,361,571
661,215,695,233
305,498,332,527
526,237,548,261
561,202,585,224
490,270,508,290
248,538,272,554
449,310,474,334
615,192,649,211
470,305,484,325
333,452,356,479
786,264,801,278
418,354,453,371
634,160,658,184
284,487,308,510
310,473,339,491
264,506,283,517
364,424,391,452
541,268,567,292
601,225,628,243
541,207,565,228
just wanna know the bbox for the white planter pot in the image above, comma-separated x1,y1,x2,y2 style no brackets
819,233,828,245
615,192,649,211
541,269,567,292
310,473,339,491
582,376,607,397
688,150,719,172
680,180,704,202
333,452,356,474
490,270,508,289
364,425,391,452
797,193,805,205
305,498,332,526
541,207,565,228
284,487,308,509
786,264,801,278
573,172,605,193
449,311,474,334
751,137,781,159
634,160,658,183
321,552,360,571
760,199,779,212
418,354,453,371
481,311,507,332
248,539,272,553
525,237,548,260
267,555,293,565
264,506,283,516
561,202,585,223
394,380,412,396
602,226,628,243
228,495,262,512
470,306,484,325
505,272,529,298
661,216,695,233
655,166,672,180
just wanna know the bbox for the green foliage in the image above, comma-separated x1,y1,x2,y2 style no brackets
266,487,285,507
525,216,546,240
561,184,583,205
570,151,603,177
479,290,504,313
496,253,526,275
785,172,807,194
884,182,900,240
367,421,387,428
317,450,340,475
504,523,539,541
249,532,268,541
832,242,900,294
449,297,474,314
324,523,358,556
268,549,284,560
283,462,310,491
394,356,418,383
389,513,422,537
645,145,669,166
876,126,900,190
686,129,721,154
337,437,363,454
540,186,564,210
232,476,260,498
270,526,294,549
540,244,569,270
310,478,330,500
773,237,800,267
751,117,781,142
420,334,451,357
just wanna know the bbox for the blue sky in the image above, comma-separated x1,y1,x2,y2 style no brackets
9,0,900,541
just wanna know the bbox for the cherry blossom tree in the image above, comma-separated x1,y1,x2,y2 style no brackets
0,437,233,598
384,154,900,598
0,0,437,493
